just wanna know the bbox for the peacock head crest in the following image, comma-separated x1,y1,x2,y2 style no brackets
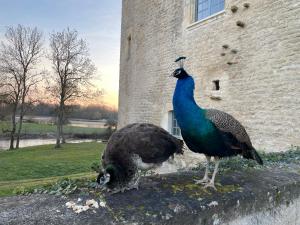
172,56,189,79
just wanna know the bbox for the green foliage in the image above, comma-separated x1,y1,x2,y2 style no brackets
10,176,99,197
195,146,300,173
260,146,300,164
48,178,78,195
46,177,99,195
0,173,97,197
194,156,260,173
91,162,101,173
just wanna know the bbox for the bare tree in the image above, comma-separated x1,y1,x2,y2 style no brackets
103,116,117,140
48,28,98,148
0,68,22,149
0,25,43,149
0,75,16,149
0,94,9,120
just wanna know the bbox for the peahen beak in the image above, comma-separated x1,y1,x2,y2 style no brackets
97,172,110,187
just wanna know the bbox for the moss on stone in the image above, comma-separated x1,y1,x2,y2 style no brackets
216,184,242,194
127,204,134,209
168,180,240,198
138,205,145,211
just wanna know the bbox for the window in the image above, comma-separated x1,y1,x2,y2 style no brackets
171,111,181,137
126,34,131,60
213,80,220,90
196,0,225,21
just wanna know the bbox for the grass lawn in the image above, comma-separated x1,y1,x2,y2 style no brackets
0,142,105,197
0,121,106,135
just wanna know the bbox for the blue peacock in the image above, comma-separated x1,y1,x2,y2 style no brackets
172,57,263,190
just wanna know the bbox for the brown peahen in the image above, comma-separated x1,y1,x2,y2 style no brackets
97,123,183,192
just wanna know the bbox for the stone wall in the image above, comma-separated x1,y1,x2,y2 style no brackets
2,168,300,225
119,0,300,152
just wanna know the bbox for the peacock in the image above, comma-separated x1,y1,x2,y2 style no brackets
172,59,263,190
97,123,183,192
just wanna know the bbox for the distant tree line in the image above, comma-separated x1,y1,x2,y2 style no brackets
0,102,117,121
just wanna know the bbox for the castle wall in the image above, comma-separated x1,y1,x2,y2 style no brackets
119,0,300,152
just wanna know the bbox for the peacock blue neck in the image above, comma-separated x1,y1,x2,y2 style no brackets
172,75,211,133
173,75,198,106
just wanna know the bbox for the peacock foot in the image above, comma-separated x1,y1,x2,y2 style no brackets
100,186,108,192
204,182,217,191
125,183,139,191
107,188,119,194
194,178,210,184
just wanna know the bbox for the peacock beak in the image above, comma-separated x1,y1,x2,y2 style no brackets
172,69,181,78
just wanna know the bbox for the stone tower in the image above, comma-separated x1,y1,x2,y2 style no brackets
119,0,300,152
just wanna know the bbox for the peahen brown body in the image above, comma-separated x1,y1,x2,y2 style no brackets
97,123,183,192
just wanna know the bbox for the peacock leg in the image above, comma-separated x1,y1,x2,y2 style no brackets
204,157,219,190
194,155,211,184
168,154,175,164
131,172,141,190
109,188,122,194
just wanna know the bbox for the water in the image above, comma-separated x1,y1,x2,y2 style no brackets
0,116,107,150
0,139,97,150
68,120,106,128
15,116,107,128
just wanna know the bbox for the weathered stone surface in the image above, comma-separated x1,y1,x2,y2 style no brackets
1,168,300,225
118,0,300,152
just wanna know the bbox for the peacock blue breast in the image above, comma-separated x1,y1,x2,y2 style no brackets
172,76,234,157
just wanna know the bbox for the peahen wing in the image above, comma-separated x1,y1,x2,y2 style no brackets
128,123,183,163
106,123,183,164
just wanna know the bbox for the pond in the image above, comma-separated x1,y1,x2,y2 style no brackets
16,116,107,128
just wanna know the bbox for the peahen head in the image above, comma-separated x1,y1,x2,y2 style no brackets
96,164,118,188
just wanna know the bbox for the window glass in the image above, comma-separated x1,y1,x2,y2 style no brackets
171,111,181,137
197,0,225,21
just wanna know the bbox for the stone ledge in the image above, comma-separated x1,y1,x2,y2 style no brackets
0,168,300,225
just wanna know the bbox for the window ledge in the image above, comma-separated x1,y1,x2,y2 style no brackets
209,91,222,100
172,134,183,140
187,10,225,30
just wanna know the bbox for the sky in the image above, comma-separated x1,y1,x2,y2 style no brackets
0,0,122,108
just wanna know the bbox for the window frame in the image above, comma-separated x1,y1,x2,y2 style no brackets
169,111,181,138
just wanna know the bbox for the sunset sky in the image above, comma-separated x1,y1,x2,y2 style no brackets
0,0,122,108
